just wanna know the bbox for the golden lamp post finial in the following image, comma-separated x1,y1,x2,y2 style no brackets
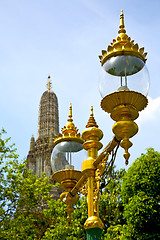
119,10,126,33
68,103,73,122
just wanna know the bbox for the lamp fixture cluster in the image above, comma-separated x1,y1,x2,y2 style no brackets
51,10,149,239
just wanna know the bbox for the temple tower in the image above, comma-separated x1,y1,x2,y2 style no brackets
26,77,64,188
37,76,59,139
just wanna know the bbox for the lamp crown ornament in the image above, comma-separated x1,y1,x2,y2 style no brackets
86,106,98,128
54,103,83,146
61,103,79,136
99,10,147,67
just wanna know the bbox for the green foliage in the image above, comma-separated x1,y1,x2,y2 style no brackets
100,168,126,239
121,148,160,203
121,148,160,239
0,130,57,239
42,197,87,240
0,129,24,222
103,225,124,240
0,130,159,240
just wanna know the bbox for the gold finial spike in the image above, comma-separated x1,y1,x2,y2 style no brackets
46,75,52,91
118,10,126,34
91,106,93,117
60,103,81,136
68,103,73,122
86,106,98,128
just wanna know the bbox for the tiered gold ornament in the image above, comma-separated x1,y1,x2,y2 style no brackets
54,103,83,146
99,10,148,164
82,107,104,230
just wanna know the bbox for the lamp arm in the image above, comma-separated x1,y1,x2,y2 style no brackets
70,174,87,196
93,135,121,168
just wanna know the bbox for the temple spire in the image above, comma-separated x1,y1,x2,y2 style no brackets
37,75,59,138
46,75,52,91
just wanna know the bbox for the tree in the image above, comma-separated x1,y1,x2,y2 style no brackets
0,129,22,223
42,197,87,240
1,130,159,239
0,130,58,239
121,148,160,239
100,168,126,240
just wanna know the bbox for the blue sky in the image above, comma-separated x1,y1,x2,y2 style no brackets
0,0,160,170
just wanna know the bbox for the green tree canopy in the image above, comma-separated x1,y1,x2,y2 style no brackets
121,148,160,240
0,130,56,239
1,130,159,240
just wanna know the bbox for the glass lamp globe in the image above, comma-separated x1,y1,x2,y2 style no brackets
51,140,83,173
99,55,150,98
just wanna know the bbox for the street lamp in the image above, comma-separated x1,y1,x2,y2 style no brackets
51,103,84,223
51,10,149,240
99,10,149,164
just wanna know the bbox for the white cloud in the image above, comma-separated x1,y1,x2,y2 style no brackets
136,96,160,125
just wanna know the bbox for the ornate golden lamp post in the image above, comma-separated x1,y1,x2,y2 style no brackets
99,10,149,164
51,11,149,240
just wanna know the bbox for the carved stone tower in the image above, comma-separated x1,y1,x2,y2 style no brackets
37,77,59,139
27,76,63,184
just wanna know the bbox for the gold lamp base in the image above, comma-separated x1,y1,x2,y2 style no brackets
101,90,148,164
52,169,82,191
84,216,104,229
51,169,82,222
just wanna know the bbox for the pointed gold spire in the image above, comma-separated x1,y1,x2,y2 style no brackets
86,106,98,128
46,75,52,91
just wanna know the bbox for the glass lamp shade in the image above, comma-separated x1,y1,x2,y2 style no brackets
51,141,83,172
99,55,149,98
103,55,145,76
